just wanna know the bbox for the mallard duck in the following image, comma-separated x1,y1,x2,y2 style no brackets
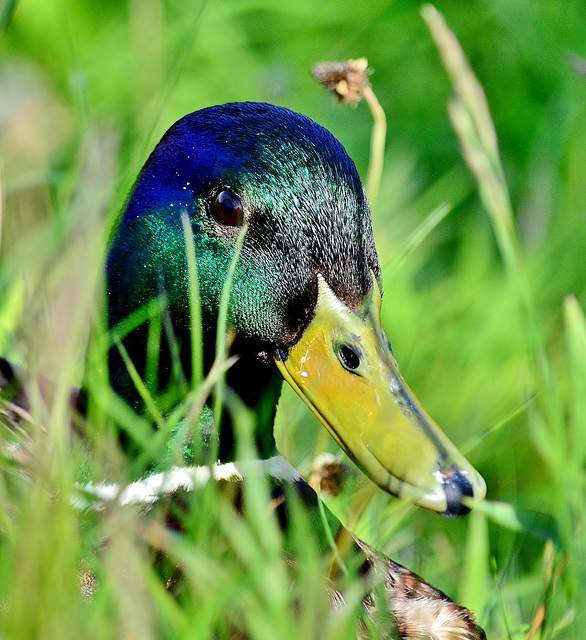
3,102,487,639
108,101,484,512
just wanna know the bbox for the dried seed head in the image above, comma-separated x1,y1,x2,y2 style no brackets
312,58,372,106
309,453,346,495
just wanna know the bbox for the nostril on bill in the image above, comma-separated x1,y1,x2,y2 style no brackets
441,467,474,518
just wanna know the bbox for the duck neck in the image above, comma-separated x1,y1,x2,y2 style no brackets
214,340,283,463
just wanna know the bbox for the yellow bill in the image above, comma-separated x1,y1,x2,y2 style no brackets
275,274,486,517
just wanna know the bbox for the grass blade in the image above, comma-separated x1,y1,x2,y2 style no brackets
383,202,451,276
0,0,18,40
181,212,203,390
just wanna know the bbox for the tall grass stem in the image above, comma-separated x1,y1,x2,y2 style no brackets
363,86,387,211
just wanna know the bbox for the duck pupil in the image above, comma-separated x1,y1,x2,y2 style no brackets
339,345,361,371
214,190,243,226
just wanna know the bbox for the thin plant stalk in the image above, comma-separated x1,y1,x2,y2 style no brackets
0,0,18,41
363,85,387,211
213,226,248,434
181,212,204,390
422,4,562,452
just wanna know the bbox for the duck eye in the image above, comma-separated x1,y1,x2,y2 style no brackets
213,190,244,227
338,344,361,372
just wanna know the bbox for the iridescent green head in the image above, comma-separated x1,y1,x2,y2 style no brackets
109,103,379,348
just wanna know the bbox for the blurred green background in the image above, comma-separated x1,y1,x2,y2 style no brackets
1,0,585,638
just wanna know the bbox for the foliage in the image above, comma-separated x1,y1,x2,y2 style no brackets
1,1,585,638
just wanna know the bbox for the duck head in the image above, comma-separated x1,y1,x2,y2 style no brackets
108,102,486,517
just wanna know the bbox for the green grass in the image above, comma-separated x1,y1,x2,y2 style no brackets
1,1,586,638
